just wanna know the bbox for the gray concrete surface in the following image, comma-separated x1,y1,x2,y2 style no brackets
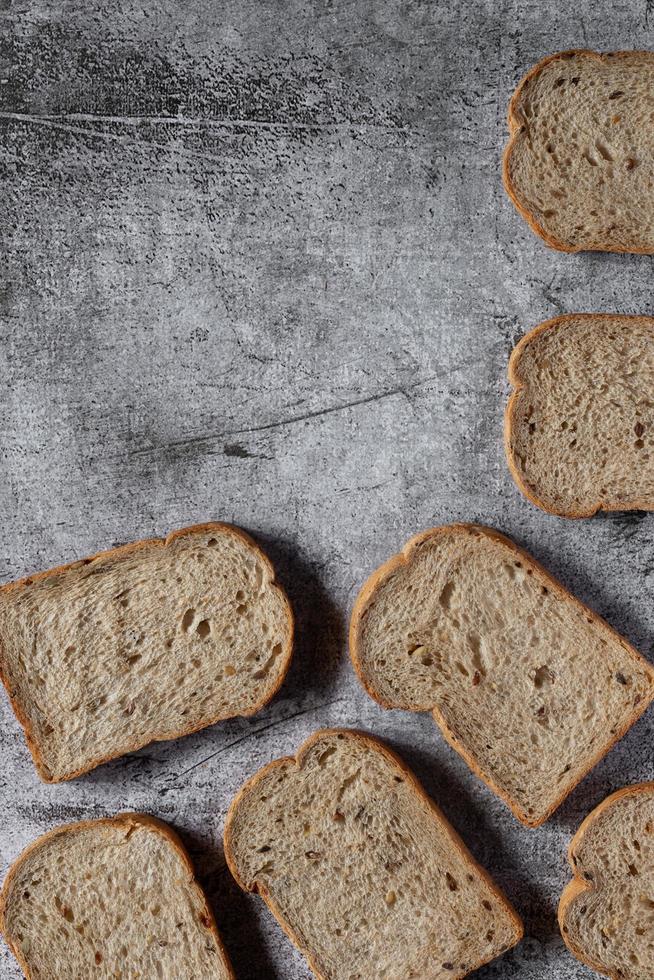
1,1,653,977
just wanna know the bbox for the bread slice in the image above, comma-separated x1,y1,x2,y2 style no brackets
0,813,234,979
224,728,523,980
503,50,654,253
350,524,654,827
0,522,293,782
505,314,654,517
559,783,654,979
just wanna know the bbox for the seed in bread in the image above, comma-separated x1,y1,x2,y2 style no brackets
559,783,654,979
503,50,654,253
0,813,234,980
505,314,654,517
225,728,523,980
0,522,293,781
350,524,654,827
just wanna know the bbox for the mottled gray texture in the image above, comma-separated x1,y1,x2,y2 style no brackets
0,2,653,978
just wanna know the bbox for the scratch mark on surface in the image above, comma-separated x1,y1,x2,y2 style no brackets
166,698,346,784
0,110,411,136
128,375,441,460
222,443,269,459
0,112,244,166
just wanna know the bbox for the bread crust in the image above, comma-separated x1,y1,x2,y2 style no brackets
223,727,524,980
0,812,235,979
0,522,294,782
502,50,654,254
558,782,654,978
349,524,654,828
505,314,654,518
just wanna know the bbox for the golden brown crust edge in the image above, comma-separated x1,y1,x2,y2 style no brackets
223,727,524,980
0,522,295,783
502,50,654,255
349,524,654,828
558,782,654,978
504,314,654,518
0,812,235,980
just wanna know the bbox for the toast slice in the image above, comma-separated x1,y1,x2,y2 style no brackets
0,813,234,979
503,50,654,253
0,522,293,781
559,783,654,979
224,728,523,980
350,524,654,827
505,314,654,517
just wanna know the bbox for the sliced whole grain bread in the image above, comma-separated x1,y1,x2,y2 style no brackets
559,783,654,979
0,813,234,979
225,728,523,980
350,524,654,827
505,314,654,517
0,522,293,781
503,50,654,253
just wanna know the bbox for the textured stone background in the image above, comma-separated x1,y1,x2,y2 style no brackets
1,1,653,977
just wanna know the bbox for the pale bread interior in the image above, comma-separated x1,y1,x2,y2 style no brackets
1,816,233,979
560,785,654,980
226,729,522,980
507,315,654,516
352,526,654,825
0,525,292,780
505,51,654,252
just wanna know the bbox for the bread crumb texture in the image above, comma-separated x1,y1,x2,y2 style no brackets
559,783,654,979
0,815,233,979
506,314,654,517
351,525,654,826
504,50,654,253
226,729,522,980
0,523,292,780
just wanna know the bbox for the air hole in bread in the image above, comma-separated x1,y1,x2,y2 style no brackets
318,746,337,767
181,609,195,632
533,665,554,689
195,619,211,639
595,140,613,161
439,581,454,611
253,643,283,679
